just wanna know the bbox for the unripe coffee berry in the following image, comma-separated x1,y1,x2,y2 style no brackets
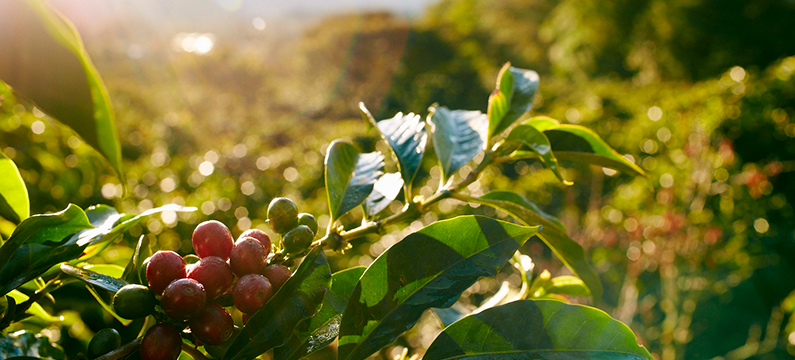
267,197,299,234
161,278,206,321
140,323,182,360
282,225,314,254
262,264,291,292
187,256,234,299
188,302,234,345
87,328,121,359
297,213,318,235
229,237,268,277
112,284,156,319
192,220,235,260
233,274,273,314
146,251,186,296
239,229,271,250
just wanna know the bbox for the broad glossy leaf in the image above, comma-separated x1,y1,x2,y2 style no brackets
338,216,540,360
60,264,127,293
428,107,488,182
544,276,591,297
504,124,570,185
325,140,384,223
0,1,122,176
477,191,603,302
224,247,331,360
363,173,403,218
425,300,653,360
275,267,366,360
0,152,29,224
0,331,64,359
488,63,540,139
522,117,645,176
362,103,428,193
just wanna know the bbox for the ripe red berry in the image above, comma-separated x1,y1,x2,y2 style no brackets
238,229,271,251
229,237,268,277
140,323,182,360
233,274,273,314
262,264,291,293
192,220,234,260
187,256,233,299
146,251,187,296
188,303,234,345
161,279,206,321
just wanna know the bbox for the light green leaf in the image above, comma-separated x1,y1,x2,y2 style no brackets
324,140,384,223
0,0,122,176
0,152,29,224
425,300,653,360
504,124,571,185
544,276,591,297
428,106,488,182
338,216,539,360
487,63,540,140
7,290,60,323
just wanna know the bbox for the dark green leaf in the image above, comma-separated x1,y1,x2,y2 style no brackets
425,300,652,360
0,331,64,359
0,1,122,176
363,173,403,218
224,247,331,360
60,264,127,293
274,266,366,360
504,124,571,185
488,63,540,140
477,191,603,302
428,107,488,182
338,216,540,360
544,276,591,297
362,103,428,194
325,140,384,223
123,235,151,285
0,152,29,224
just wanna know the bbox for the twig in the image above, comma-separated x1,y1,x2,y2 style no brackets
94,336,143,360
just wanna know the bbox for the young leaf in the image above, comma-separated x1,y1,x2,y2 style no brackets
224,247,331,360
476,191,603,302
487,63,540,140
0,0,122,176
338,216,540,360
324,140,384,223
0,152,29,224
274,266,366,360
425,300,653,360
363,173,404,218
427,107,488,182
504,124,571,185
60,264,127,293
361,103,428,194
544,276,591,297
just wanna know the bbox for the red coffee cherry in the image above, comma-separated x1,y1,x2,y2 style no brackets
140,323,182,360
188,303,234,345
229,237,268,277
161,279,207,321
233,274,273,314
239,229,271,251
187,256,233,299
262,264,291,293
146,251,187,296
192,220,234,260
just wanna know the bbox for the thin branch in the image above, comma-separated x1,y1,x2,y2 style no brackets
94,336,142,360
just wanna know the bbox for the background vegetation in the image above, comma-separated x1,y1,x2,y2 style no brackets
1,0,795,359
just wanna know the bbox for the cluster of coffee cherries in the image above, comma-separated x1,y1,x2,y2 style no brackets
86,198,317,360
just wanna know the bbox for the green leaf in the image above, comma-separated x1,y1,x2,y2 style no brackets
522,117,645,176
224,247,331,360
544,276,591,297
324,140,384,223
6,290,60,323
425,300,652,360
504,124,571,185
362,103,428,194
338,216,540,360
85,284,131,326
0,0,122,176
274,266,366,360
488,63,540,140
477,191,603,302
0,331,64,359
428,107,488,182
363,173,404,218
0,152,29,224
122,235,151,285
60,264,127,293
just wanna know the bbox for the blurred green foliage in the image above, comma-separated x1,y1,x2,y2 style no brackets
1,0,795,359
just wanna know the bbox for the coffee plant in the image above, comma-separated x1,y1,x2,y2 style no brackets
0,1,653,359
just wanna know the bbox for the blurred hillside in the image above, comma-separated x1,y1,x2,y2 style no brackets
2,0,795,359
